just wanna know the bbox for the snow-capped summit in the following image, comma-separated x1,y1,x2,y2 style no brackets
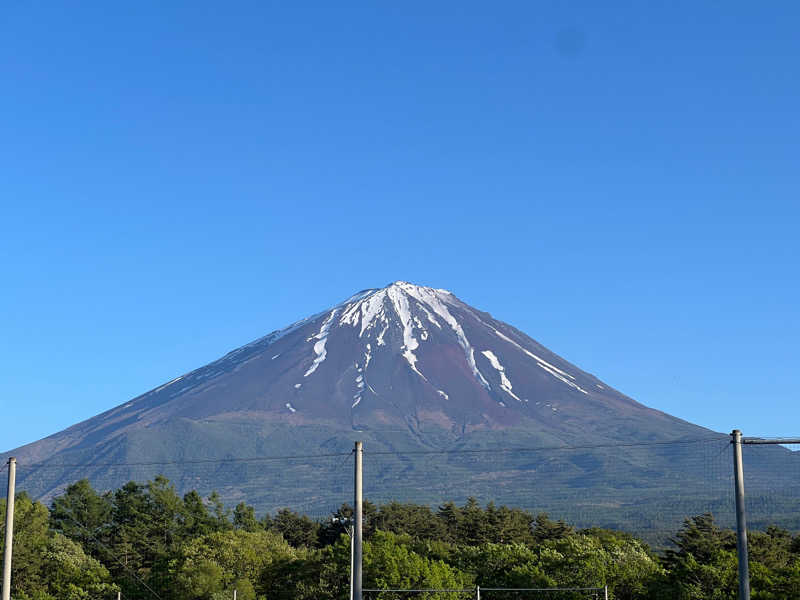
39,281,685,436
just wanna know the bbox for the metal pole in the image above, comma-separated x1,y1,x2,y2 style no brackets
349,525,354,600
604,585,608,600
2,457,16,600
476,585,480,600
732,430,751,600
117,592,121,600
354,441,363,600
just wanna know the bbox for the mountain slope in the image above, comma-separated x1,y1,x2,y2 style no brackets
7,281,796,535
9,282,705,456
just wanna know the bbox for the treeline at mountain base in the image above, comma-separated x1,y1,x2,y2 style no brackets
1,476,799,599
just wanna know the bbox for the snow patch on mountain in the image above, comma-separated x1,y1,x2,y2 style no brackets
340,291,387,337
304,309,339,377
364,344,372,369
493,329,588,394
376,323,389,346
387,284,427,380
481,350,522,402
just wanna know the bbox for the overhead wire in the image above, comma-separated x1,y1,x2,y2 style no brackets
22,450,355,470
364,436,724,456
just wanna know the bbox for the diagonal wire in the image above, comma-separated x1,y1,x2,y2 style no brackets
335,448,355,473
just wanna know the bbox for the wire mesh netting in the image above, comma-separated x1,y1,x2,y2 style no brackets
0,453,356,600
2,435,799,600
9,451,354,521
363,437,738,546
741,440,800,532
5,435,798,545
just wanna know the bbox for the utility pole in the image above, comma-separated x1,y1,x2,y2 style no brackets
354,441,363,600
2,457,16,600
731,430,750,600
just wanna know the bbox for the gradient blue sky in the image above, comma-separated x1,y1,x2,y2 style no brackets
2,1,799,452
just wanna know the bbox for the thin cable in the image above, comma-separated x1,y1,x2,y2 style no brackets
22,450,354,469
335,448,355,473
365,436,724,456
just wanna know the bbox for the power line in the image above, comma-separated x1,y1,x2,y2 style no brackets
364,436,724,456
21,451,354,470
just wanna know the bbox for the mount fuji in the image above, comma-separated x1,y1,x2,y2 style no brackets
6,281,775,530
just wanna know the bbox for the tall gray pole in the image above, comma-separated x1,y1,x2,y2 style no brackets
349,526,354,600
732,430,750,600
2,457,16,600
354,441,363,600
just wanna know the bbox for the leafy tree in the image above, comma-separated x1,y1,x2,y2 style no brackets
436,501,462,543
655,514,739,599
207,491,232,532
269,508,320,548
372,501,446,541
181,490,218,538
108,480,154,573
262,548,336,600
749,525,794,571
39,533,118,600
1,494,117,600
229,576,257,600
233,502,261,532
172,529,297,598
532,512,574,543
486,502,535,545
453,543,552,588
457,497,494,545
0,493,50,598
146,475,185,550
434,499,537,546
363,531,472,600
49,479,112,558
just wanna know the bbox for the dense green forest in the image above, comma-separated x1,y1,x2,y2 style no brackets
1,476,798,599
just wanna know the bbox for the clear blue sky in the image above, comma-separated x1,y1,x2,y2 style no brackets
2,1,798,452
